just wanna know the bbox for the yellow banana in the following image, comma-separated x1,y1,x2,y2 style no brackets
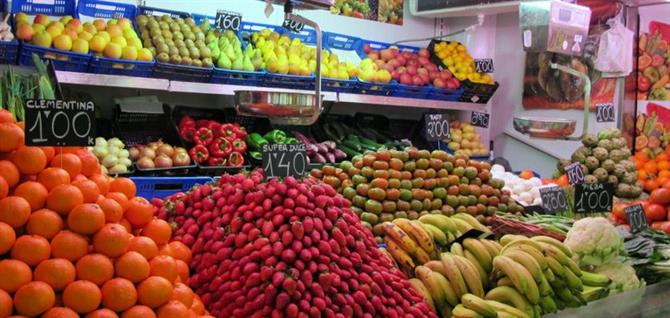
453,255,485,297
413,246,432,265
441,253,468,298
452,218,474,234
503,249,543,283
497,276,514,287
382,222,417,254
451,242,465,257
531,235,573,257
415,266,446,308
452,213,490,233
464,250,489,288
505,257,541,304
461,293,497,317
425,260,447,274
463,238,492,273
431,269,460,307
409,278,435,311
480,239,502,257
492,256,528,299
421,223,447,246
385,237,416,273
485,286,531,313
446,231,456,243
540,243,581,277
509,243,548,271
554,285,573,302
437,303,453,318
394,218,435,254
500,234,526,246
418,214,456,233
537,271,552,296
485,300,531,318
500,238,543,255
452,304,484,318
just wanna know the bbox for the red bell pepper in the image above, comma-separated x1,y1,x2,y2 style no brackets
232,139,247,154
227,152,245,167
179,126,197,143
210,137,232,158
194,128,214,146
178,115,195,130
195,119,212,129
207,121,221,132
217,123,237,140
189,145,209,164
207,156,225,167
233,125,247,139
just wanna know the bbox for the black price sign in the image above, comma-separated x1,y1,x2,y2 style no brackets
539,186,569,214
574,183,614,213
424,113,450,141
624,204,649,232
564,162,585,185
24,99,95,147
215,10,241,32
470,111,490,128
282,18,304,33
595,103,615,123
474,58,495,73
262,143,307,179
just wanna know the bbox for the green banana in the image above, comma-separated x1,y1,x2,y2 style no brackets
485,286,531,313
461,294,497,318
580,271,611,287
452,304,484,318
485,299,531,318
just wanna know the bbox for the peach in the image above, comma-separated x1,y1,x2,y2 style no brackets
127,37,143,49
103,42,122,59
59,15,74,24
89,35,107,53
110,36,127,47
121,46,137,60
72,39,89,54
78,31,93,42
65,29,78,41
32,24,46,34
97,31,110,43
107,24,122,38
15,12,29,25
93,19,106,31
137,48,153,62
83,23,97,35
65,21,83,34
46,25,63,39
53,34,73,51
31,31,52,48
16,24,34,42
117,18,132,30
33,14,50,26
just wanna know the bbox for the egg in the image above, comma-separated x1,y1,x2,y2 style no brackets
529,177,542,187
513,184,526,195
492,164,505,173
519,192,533,204
530,187,541,199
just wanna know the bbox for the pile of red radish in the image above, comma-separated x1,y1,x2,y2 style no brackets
155,171,436,317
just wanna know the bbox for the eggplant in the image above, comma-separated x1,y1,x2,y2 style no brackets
305,143,319,155
325,152,336,163
332,149,347,161
322,141,337,150
312,153,327,164
314,143,329,154
292,131,312,145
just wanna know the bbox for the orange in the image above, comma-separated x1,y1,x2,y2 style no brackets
137,276,173,308
109,178,136,199
149,255,178,282
93,223,130,258
660,170,670,179
73,179,101,204
190,296,205,315
519,170,534,179
101,278,137,312
107,192,129,211
68,203,105,235
644,161,659,175
167,242,192,264
40,146,55,162
86,308,120,318
175,260,189,284
26,209,63,240
119,218,132,233
43,307,78,318
47,184,84,215
50,230,89,262
157,300,188,318
116,251,150,283
0,176,7,199
50,153,82,179
0,122,24,152
13,181,48,211
91,174,110,195
0,222,16,254
0,109,15,123
659,160,670,172
645,179,661,192
97,197,124,223
34,258,76,291
77,149,100,177
142,218,172,246
0,259,32,293
62,280,102,314
0,196,31,228
37,167,71,191
11,235,51,266
128,236,159,260
122,305,157,318
75,254,114,286
125,197,154,227
13,281,55,317
0,289,11,318
0,161,19,188
170,283,194,308
12,146,47,175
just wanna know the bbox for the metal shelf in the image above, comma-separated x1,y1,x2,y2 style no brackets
56,71,488,111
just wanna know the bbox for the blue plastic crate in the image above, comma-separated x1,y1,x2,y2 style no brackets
322,77,357,93
0,40,18,65
211,68,266,86
154,62,212,82
136,6,189,19
19,44,91,71
264,73,314,90
355,79,396,96
77,0,135,20
392,82,432,99
12,0,75,16
435,141,490,161
131,177,213,200
354,39,420,59
324,31,361,51
427,86,464,101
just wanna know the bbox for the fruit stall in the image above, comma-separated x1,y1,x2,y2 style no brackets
2,0,670,317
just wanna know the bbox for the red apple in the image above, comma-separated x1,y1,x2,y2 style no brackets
418,57,431,66
440,71,453,80
394,56,406,66
419,48,430,58
426,63,438,72
433,78,447,89
417,67,428,76
384,63,395,72
364,43,372,54
380,49,394,61
407,59,419,67
429,72,439,81
406,65,418,75
412,76,424,86
419,73,430,84
392,70,400,80
401,51,413,60
400,74,413,85
396,66,407,74
375,60,386,69
368,51,380,61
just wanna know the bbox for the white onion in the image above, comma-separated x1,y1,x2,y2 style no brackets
119,149,130,159
102,155,119,168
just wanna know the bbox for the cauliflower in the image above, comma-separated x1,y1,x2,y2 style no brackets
564,217,624,267
594,262,644,294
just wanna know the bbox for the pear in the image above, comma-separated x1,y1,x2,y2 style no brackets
211,46,220,60
252,54,263,70
217,54,232,69
243,55,255,72
232,57,244,71
224,45,236,60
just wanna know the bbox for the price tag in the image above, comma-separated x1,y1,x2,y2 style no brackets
564,162,584,185
262,143,307,179
24,100,95,147
595,103,615,123
625,204,649,232
539,186,569,214
574,183,614,213
282,18,305,33
470,111,490,128
424,113,450,141
474,58,495,73
215,10,242,32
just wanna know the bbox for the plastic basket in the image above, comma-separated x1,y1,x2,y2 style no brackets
131,177,213,200
0,40,18,65
154,62,212,82
12,0,75,17
88,56,155,77
392,83,432,99
211,68,266,86
136,6,189,19
427,86,464,101
320,32,361,93
435,141,490,161
459,80,499,104
263,73,314,90
354,39,419,59
76,0,135,20
355,79,396,96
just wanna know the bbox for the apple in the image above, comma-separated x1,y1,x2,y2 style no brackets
418,57,431,66
392,70,400,80
419,48,430,58
396,66,407,74
384,63,395,73
374,59,386,69
434,78,447,89
380,49,395,61
407,59,419,67
406,65,418,75
364,43,372,54
395,56,406,66
419,73,430,84
429,72,439,81
400,73,412,85
368,51,380,61
440,71,453,80
401,51,413,60
412,76,424,86
426,63,438,72
417,67,428,76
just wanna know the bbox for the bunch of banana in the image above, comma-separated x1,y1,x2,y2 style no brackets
383,219,438,275
453,293,531,318
418,213,490,247
449,238,501,288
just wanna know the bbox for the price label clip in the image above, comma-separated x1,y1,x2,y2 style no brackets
595,103,615,123
539,186,569,214
216,9,242,32
574,183,614,214
625,204,649,232
470,111,490,128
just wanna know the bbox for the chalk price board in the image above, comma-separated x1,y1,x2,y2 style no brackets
596,103,615,123
474,58,495,73
574,183,614,213
470,111,490,128
24,99,95,147
262,143,307,179
283,18,305,33
624,204,649,232
216,10,241,32
564,162,585,185
424,113,450,141
539,186,569,214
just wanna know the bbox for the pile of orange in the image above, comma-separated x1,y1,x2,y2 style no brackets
633,148,670,192
0,110,211,318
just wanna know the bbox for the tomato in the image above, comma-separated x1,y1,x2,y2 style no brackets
645,203,667,222
651,221,668,231
663,179,670,190
612,203,628,221
651,188,670,205
664,222,670,235
639,75,651,92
